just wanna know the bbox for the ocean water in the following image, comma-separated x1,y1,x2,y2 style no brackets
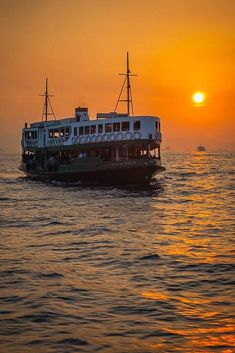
0,152,234,353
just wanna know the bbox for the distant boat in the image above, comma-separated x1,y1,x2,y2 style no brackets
19,53,165,185
197,145,206,152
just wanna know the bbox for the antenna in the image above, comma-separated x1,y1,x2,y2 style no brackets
114,52,137,116
40,78,56,121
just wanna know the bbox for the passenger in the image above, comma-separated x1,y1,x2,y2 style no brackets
49,155,55,163
47,155,55,171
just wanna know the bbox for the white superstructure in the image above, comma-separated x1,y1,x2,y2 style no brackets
22,109,162,149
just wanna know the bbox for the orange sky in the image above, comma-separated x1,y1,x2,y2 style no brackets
1,0,234,152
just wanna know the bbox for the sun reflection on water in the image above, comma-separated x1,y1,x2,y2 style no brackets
1,153,234,352
141,291,169,301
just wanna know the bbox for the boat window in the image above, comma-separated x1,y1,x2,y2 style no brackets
98,124,103,134
25,130,38,139
91,125,96,134
113,122,120,132
134,121,141,130
54,129,60,138
155,121,159,131
60,128,65,137
79,126,84,135
121,121,130,131
85,126,90,135
105,123,112,133
74,127,77,136
48,129,53,138
65,127,70,137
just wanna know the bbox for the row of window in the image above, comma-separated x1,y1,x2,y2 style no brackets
72,121,141,136
26,120,161,140
75,121,131,136
48,127,71,138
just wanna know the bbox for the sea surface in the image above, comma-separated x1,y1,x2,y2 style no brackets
0,152,234,353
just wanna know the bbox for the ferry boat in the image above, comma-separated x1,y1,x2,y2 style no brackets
19,53,165,185
197,145,206,152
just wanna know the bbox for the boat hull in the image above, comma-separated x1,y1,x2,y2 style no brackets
19,158,165,185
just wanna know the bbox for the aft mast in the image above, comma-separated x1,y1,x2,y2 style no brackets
40,78,56,121
114,52,137,116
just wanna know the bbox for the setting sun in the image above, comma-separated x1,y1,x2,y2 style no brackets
193,92,205,104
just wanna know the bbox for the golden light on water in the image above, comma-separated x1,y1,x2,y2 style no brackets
193,92,205,104
141,291,168,301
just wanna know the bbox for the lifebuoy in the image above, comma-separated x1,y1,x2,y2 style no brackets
92,135,96,143
96,135,102,142
102,134,108,142
125,132,132,140
134,132,141,139
85,136,91,144
110,133,115,141
117,133,123,141
80,136,85,144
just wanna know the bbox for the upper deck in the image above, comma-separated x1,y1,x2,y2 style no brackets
22,109,162,150
22,54,163,151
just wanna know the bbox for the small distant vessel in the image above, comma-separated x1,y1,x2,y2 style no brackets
197,145,206,152
19,53,165,185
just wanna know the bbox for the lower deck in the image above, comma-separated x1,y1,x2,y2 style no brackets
20,141,164,185
20,157,164,185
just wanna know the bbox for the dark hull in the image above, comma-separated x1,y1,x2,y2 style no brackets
20,159,165,185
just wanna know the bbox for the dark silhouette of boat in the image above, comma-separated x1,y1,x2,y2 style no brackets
19,53,165,185
197,145,206,152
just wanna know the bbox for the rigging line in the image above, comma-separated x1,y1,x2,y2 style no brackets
129,81,134,116
114,76,127,113
41,102,46,121
48,97,56,119
41,98,55,120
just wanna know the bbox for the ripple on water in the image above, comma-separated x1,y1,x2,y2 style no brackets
0,152,234,353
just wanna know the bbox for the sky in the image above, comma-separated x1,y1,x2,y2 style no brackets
0,0,235,152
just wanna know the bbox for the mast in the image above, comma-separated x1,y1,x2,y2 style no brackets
114,52,137,116
127,52,130,116
40,78,56,121
45,78,48,121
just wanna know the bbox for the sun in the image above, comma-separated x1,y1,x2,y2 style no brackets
193,92,205,104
